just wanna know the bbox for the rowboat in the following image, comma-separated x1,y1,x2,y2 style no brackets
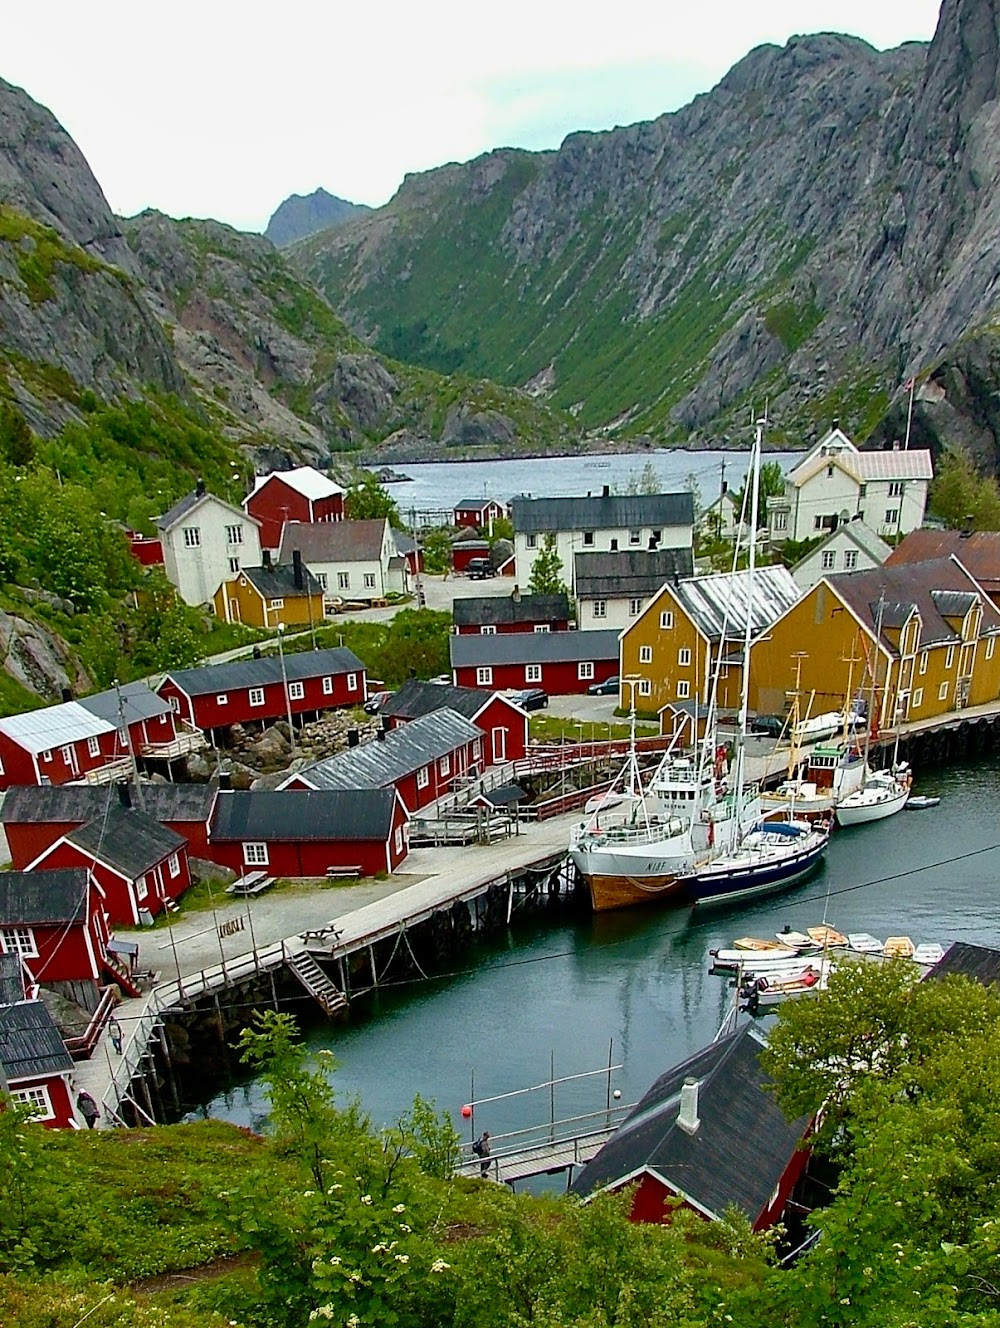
848,933,884,954
710,947,800,972
774,929,822,953
883,936,915,958
745,959,833,1009
913,942,945,965
807,925,847,948
732,936,794,953
905,795,940,811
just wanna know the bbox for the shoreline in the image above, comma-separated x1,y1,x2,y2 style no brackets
358,439,804,471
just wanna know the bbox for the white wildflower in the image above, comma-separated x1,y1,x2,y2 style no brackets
392,1203,406,1213
329,1256,341,1265
327,1184,342,1192
303,1190,315,1198
430,1259,451,1273
360,1194,373,1205
395,1254,409,1264
371,1243,387,1254
399,1223,411,1233
347,1316,360,1328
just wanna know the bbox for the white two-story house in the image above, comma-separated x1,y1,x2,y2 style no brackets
766,428,933,546
277,518,407,603
157,483,263,607
511,488,695,594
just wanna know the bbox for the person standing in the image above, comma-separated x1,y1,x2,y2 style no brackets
76,1091,100,1130
473,1129,491,1178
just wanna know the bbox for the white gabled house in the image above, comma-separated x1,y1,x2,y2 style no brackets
277,519,407,603
157,483,263,607
791,518,892,592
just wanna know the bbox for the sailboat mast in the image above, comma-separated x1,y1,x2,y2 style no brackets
862,595,885,772
731,418,764,845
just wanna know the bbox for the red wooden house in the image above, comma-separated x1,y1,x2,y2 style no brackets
452,590,571,635
244,467,346,552
0,993,77,1130
126,530,164,566
450,629,619,695
452,540,492,574
283,709,483,813
208,789,409,877
394,529,424,577
0,868,121,1007
158,646,367,734
381,679,528,765
29,800,191,928
454,498,504,531
569,1026,810,1232
1,782,218,870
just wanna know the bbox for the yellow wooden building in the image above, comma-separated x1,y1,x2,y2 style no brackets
619,565,801,720
749,555,1000,728
213,552,324,630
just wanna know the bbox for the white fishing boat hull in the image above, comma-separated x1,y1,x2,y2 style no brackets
835,778,910,826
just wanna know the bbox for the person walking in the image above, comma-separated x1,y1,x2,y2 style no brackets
76,1090,100,1130
108,1018,123,1055
473,1129,491,1178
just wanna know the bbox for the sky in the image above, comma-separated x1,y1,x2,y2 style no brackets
4,0,944,234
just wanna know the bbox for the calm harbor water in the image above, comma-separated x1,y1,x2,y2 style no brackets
201,757,1000,1150
372,450,799,516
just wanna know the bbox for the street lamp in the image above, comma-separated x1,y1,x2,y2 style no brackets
276,622,294,741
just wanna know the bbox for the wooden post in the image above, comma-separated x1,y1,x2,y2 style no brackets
369,944,378,989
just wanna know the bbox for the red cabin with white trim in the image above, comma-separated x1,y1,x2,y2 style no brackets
0,870,119,1004
454,498,504,531
0,994,78,1130
450,630,620,695
381,680,528,765
244,467,345,551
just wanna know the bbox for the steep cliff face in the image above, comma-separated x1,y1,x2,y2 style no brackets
297,0,1000,460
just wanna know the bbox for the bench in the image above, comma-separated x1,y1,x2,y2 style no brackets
325,866,362,880
226,871,275,896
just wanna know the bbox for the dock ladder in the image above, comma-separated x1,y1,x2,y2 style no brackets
286,951,348,1016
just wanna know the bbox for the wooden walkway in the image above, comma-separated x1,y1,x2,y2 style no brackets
455,1118,630,1188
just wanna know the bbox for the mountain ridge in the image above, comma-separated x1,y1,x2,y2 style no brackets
265,187,370,248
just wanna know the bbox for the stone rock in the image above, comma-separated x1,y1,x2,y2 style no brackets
185,752,213,782
227,761,257,790
189,856,237,886
0,608,82,700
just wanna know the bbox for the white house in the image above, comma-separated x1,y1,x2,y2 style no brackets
277,519,407,603
574,548,695,631
699,490,746,544
766,428,933,545
791,518,892,592
511,489,694,594
157,483,263,607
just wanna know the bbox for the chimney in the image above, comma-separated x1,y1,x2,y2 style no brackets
721,480,728,495
253,646,262,660
512,584,522,604
292,549,304,590
602,484,610,498
677,1077,701,1135
218,769,233,791
116,783,132,810
262,549,273,572
962,514,975,538
61,687,73,703
376,728,387,741
347,728,360,748
196,477,206,497
831,418,840,432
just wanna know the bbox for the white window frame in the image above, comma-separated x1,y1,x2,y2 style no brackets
12,1085,54,1122
269,598,284,610
322,676,334,695
773,511,788,532
168,852,181,879
987,638,996,661
582,531,595,547
659,610,673,630
639,645,652,664
136,873,148,901
61,745,74,765
888,481,903,497
677,680,691,699
472,738,482,760
639,679,651,697
439,755,451,776
216,693,228,706
938,681,949,702
316,572,328,590
945,645,955,670
183,526,201,548
629,530,641,546
533,624,550,634
480,625,497,635
843,550,858,570
592,600,607,619
394,827,404,855
0,926,37,957
476,667,493,686
249,687,266,707
525,534,537,549
338,572,350,590
525,664,542,683
87,736,100,758
347,673,358,691
363,573,377,590
417,766,430,789
244,842,269,866
226,524,244,545
578,662,595,681
42,749,52,763
678,648,691,667
228,557,240,574
288,681,305,701
821,550,836,570
912,688,923,708
885,509,899,526
629,598,642,616
919,651,928,675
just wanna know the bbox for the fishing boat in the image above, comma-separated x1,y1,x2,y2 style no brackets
679,422,830,907
745,959,834,1009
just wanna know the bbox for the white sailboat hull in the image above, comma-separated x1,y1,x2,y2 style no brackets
835,781,909,826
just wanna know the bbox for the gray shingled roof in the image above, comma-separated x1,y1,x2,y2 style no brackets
669,564,800,643
381,679,496,723
570,1026,808,1220
238,563,323,599
0,1000,74,1080
67,807,185,879
278,519,387,564
294,710,482,791
156,489,250,533
163,646,364,698
511,492,694,535
452,593,570,628
574,549,695,598
0,870,90,926
0,953,27,1006
829,556,1000,650
1,783,217,826
925,941,1000,985
455,498,500,512
450,629,620,668
211,789,399,842
77,680,173,726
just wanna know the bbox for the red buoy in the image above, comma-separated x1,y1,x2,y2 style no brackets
461,1104,472,1119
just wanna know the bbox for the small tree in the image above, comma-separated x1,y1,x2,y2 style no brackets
0,401,35,467
345,472,402,528
929,449,1000,531
528,533,566,595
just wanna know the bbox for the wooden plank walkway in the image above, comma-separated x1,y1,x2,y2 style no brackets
456,1129,617,1186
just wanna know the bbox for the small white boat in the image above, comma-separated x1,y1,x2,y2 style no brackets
710,947,800,972
848,933,884,954
746,960,833,1008
884,935,916,958
836,769,910,826
774,929,822,953
905,795,940,811
732,936,795,953
912,942,945,965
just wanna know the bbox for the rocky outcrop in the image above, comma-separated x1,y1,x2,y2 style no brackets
0,608,88,699
265,188,370,248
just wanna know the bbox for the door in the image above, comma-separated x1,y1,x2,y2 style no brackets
229,598,241,622
491,727,506,763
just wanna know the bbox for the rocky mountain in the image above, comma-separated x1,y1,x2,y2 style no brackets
265,188,370,247
294,0,1000,467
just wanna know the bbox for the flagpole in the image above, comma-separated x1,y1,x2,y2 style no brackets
903,376,916,451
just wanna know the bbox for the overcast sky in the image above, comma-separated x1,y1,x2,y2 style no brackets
6,0,943,233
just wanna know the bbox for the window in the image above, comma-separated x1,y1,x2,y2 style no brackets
912,688,923,708
60,745,74,765
525,664,542,683
814,515,837,532
41,749,52,763
417,766,429,789
773,511,788,532
659,611,673,630
316,572,328,590
987,637,996,660
11,1086,53,1121
347,673,358,691
338,572,350,590
919,651,928,675
0,926,37,957
168,695,179,712
629,530,641,546
249,687,265,707
269,598,285,612
888,481,903,497
843,550,858,570
858,483,867,498
938,681,949,702
87,736,100,758
168,852,181,878
473,738,482,760
677,680,691,699
228,557,240,574
578,662,595,681
183,526,201,548
639,645,653,664
244,842,269,866
288,681,305,701
945,645,955,670
477,667,493,686
322,676,334,695
884,509,899,526
525,534,537,549
363,573,377,589
593,600,607,619
826,465,834,478
225,525,244,545
394,827,404,854
439,755,451,776
638,679,651,696
533,624,550,634
136,873,148,900
480,625,497,635
821,550,836,570
678,648,691,667
629,598,642,616
583,531,595,547
216,693,228,706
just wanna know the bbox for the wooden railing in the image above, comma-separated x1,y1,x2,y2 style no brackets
64,987,118,1061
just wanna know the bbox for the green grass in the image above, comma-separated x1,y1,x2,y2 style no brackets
529,714,657,743
0,206,107,303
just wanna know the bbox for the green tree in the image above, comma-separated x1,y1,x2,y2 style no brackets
528,533,566,595
930,449,1000,531
346,472,402,528
734,459,785,521
421,525,453,575
488,514,514,543
0,401,36,467
618,461,661,495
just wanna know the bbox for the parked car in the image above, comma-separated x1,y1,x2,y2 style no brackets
363,690,394,715
428,674,453,685
588,675,620,696
509,687,549,711
750,714,787,738
466,557,496,579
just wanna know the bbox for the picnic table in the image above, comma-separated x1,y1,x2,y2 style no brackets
225,870,276,897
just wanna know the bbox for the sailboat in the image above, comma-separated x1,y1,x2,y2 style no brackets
679,418,831,908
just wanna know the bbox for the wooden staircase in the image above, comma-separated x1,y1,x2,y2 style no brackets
102,950,142,999
286,951,348,1017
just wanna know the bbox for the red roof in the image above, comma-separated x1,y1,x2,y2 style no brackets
887,530,1000,591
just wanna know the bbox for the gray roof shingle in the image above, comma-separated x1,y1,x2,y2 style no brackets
0,953,26,1005
450,630,620,668
452,593,570,628
211,789,398,843
77,680,173,726
574,549,695,599
381,679,498,723
163,646,364,698
156,490,251,533
67,807,185,879
238,563,323,600
0,870,90,926
1,783,217,826
294,710,482,791
511,492,694,535
0,999,74,1080
278,519,388,564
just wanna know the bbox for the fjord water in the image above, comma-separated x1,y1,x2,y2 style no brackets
203,758,1000,1144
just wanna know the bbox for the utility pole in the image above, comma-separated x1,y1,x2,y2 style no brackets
276,624,295,739
718,458,727,539
115,681,144,811
411,507,426,609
